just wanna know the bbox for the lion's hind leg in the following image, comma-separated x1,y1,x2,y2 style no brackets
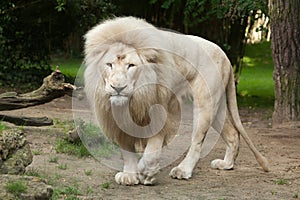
169,107,212,180
211,115,240,170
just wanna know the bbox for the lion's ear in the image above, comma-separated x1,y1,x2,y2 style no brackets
138,48,160,63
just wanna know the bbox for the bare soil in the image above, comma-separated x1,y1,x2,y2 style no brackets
1,95,300,200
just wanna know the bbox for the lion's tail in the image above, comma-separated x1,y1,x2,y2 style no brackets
226,69,270,172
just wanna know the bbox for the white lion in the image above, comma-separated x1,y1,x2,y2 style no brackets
83,17,269,186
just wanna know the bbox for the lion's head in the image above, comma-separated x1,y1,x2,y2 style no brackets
83,17,172,108
101,44,159,107
85,44,161,110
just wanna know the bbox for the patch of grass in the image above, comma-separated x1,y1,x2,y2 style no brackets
55,138,91,158
271,190,277,195
54,173,62,180
78,121,117,158
54,121,117,158
56,120,117,159
86,187,93,195
84,169,92,176
293,193,299,198
101,182,110,190
32,150,41,155
32,173,61,189
25,167,42,178
0,121,7,132
274,178,287,185
6,181,27,198
17,126,24,131
57,163,68,170
60,185,81,195
51,189,60,200
52,118,75,134
238,41,274,108
49,156,59,163
90,142,117,158
52,184,81,200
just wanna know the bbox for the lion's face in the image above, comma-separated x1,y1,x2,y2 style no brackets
101,45,145,106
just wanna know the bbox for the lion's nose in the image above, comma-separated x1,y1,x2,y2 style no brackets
111,85,127,94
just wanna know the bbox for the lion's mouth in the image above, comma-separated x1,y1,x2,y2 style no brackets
110,94,127,97
109,95,128,106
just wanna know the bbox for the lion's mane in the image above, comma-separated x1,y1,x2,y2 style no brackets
84,17,182,151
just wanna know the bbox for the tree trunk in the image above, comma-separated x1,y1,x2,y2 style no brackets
270,0,300,125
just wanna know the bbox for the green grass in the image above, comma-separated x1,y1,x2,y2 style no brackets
57,163,68,170
237,42,274,108
50,56,83,84
274,178,288,185
32,150,42,155
50,57,82,78
84,169,92,176
0,120,7,132
52,118,75,132
25,167,42,178
55,138,91,158
101,182,110,190
86,187,94,195
52,119,92,158
6,181,27,198
53,119,114,158
54,120,116,158
75,121,117,158
52,184,81,200
293,193,298,198
49,156,59,163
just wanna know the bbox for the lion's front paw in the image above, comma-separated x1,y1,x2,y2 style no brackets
211,159,233,170
138,159,159,185
138,172,156,185
115,172,139,186
169,166,192,180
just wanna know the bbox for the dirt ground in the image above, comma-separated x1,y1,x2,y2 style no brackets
1,95,300,200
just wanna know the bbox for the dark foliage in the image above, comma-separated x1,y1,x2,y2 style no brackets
0,0,267,87
0,1,51,87
113,0,268,83
0,0,115,87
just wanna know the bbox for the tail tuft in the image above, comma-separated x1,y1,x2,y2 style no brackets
256,154,270,172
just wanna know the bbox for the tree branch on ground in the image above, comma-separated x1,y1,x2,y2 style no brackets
0,114,53,126
0,67,80,126
0,67,77,111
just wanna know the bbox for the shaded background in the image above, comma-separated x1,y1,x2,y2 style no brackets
0,0,269,88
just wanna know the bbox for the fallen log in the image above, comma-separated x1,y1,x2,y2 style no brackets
0,67,77,111
0,114,53,126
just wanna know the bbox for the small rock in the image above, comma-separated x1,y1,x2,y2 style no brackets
0,129,33,175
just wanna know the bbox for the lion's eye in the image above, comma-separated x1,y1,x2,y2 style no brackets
106,63,113,69
127,64,135,69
